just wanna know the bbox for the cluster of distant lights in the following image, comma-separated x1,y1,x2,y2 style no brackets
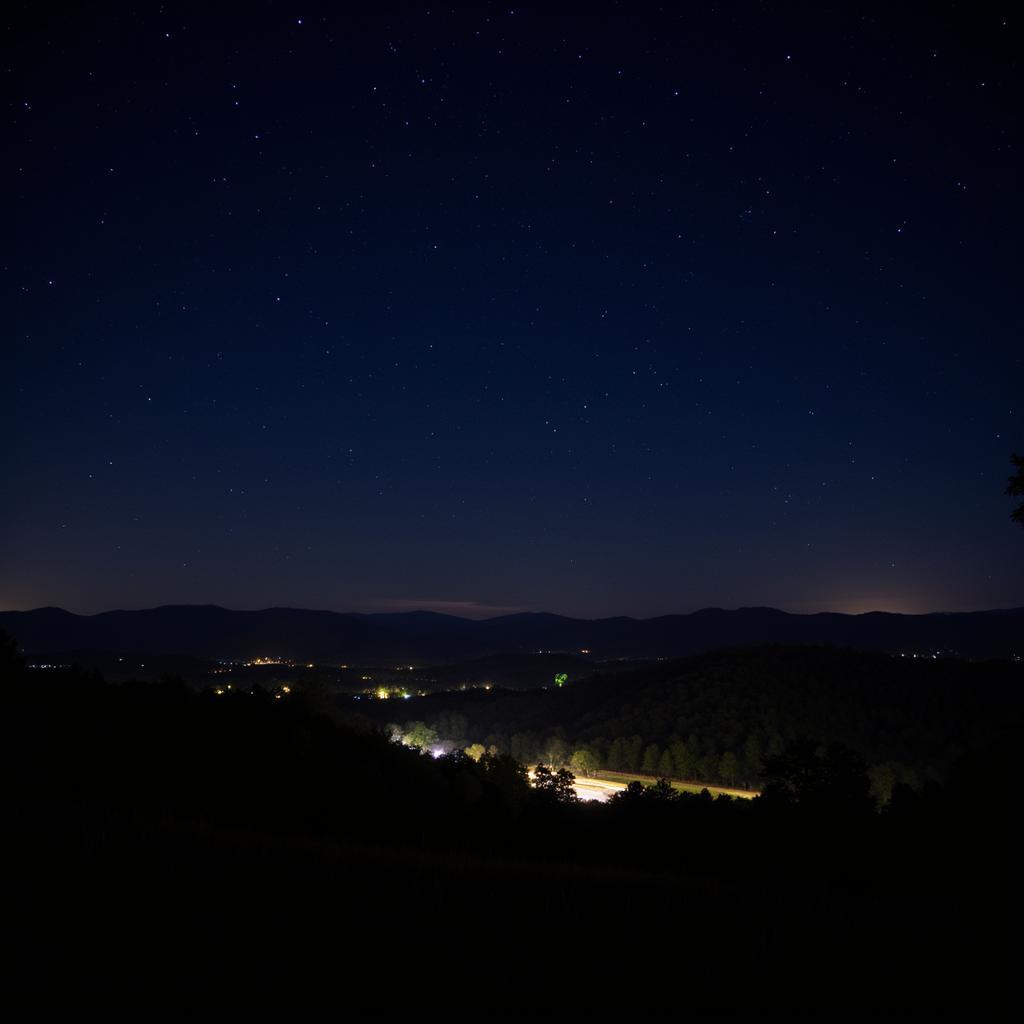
215,656,321,668
376,686,414,700
244,656,318,668
359,681,494,700
212,683,292,699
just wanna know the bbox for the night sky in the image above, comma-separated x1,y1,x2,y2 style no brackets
6,3,1021,619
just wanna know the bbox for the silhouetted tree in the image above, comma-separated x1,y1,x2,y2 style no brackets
1008,452,1024,526
761,736,872,813
532,763,579,804
613,780,648,804
479,751,531,811
648,778,678,801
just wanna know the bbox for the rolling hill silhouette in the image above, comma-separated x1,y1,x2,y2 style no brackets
2,604,1020,661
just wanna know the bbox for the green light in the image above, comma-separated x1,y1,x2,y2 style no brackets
554,672,568,687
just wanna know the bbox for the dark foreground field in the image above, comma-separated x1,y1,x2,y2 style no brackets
9,640,1022,1010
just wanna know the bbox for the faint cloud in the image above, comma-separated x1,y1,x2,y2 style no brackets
358,598,531,619
797,596,934,616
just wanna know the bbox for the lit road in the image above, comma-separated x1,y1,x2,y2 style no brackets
572,776,626,803
526,766,626,803
527,766,756,802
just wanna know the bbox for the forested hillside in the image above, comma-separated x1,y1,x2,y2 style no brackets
374,646,1023,798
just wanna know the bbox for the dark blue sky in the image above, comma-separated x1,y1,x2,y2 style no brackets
6,3,1021,617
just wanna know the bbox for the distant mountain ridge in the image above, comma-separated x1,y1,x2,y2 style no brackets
2,604,1021,661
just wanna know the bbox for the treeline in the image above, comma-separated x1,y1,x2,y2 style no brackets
380,646,1022,799
394,716,919,800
